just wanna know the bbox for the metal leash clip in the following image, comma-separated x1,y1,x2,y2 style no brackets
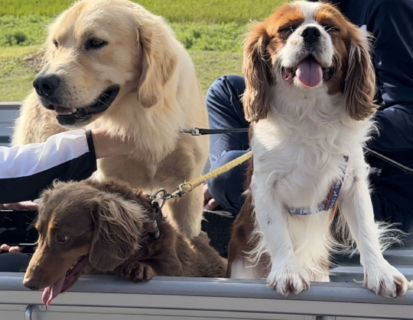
180,127,200,136
149,189,170,209
149,187,184,209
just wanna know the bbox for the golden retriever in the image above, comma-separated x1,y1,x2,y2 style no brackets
12,0,209,238
23,179,227,306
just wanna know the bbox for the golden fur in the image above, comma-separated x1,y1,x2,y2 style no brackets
12,0,208,238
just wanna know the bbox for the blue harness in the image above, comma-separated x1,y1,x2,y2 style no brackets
287,156,349,215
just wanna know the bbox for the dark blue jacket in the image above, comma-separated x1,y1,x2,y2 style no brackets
332,0,413,214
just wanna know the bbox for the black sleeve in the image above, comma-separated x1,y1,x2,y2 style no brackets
0,130,97,204
366,0,413,152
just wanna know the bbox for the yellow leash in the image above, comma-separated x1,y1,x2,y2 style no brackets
149,151,253,206
180,150,253,194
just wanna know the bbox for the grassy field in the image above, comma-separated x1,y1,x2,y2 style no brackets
0,0,288,23
0,0,289,101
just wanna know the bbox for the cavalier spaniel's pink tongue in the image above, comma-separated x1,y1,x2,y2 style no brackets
42,276,65,307
296,56,323,87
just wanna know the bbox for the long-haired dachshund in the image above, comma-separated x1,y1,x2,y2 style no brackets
23,179,226,306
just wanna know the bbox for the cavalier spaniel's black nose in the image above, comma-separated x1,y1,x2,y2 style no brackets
301,26,321,45
33,74,61,97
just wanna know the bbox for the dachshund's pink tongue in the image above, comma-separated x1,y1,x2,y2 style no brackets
296,56,323,87
42,276,65,307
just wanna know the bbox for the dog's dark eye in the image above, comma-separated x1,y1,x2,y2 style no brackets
56,234,68,243
85,38,108,50
278,26,297,35
53,40,58,48
323,25,341,33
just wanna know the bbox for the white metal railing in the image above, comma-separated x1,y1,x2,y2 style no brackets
0,273,412,320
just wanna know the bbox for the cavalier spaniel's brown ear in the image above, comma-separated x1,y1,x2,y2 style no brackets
343,26,377,121
242,22,274,122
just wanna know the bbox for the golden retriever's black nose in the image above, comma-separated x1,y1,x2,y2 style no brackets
301,26,321,45
33,74,61,97
23,278,40,291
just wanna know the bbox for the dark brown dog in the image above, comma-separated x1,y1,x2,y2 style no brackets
23,179,227,306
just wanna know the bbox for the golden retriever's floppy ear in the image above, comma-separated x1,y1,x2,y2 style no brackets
343,26,377,120
136,14,178,108
89,195,144,271
242,22,273,122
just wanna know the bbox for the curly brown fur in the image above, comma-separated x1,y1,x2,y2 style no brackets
23,179,226,303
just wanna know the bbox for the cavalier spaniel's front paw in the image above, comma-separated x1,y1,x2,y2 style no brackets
364,262,410,298
267,261,310,296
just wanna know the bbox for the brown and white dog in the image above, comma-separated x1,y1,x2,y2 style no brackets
12,0,208,239
227,0,411,298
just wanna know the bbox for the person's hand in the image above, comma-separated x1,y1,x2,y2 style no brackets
0,244,23,253
0,201,39,211
203,184,219,211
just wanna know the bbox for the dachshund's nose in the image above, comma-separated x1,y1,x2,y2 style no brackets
23,278,40,291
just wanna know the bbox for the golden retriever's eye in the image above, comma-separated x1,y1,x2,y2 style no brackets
53,40,58,48
85,38,108,50
56,234,68,243
323,25,341,33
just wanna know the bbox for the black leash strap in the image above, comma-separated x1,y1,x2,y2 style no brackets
180,127,249,136
181,127,413,174
364,147,413,174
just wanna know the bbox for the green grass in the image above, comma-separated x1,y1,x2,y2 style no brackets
0,46,43,101
0,14,245,101
1,15,245,52
1,0,288,24
0,15,51,47
0,0,290,101
191,51,243,92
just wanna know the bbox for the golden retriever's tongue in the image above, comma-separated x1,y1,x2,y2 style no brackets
296,56,323,87
42,276,66,307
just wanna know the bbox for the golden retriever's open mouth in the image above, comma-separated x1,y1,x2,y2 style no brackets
46,86,120,126
41,255,88,307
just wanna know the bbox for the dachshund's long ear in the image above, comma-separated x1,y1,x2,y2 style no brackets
135,9,178,108
343,26,377,120
89,195,144,271
242,22,273,122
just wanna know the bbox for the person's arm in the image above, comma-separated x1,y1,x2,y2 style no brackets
0,129,134,204
366,0,413,152
0,129,97,204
